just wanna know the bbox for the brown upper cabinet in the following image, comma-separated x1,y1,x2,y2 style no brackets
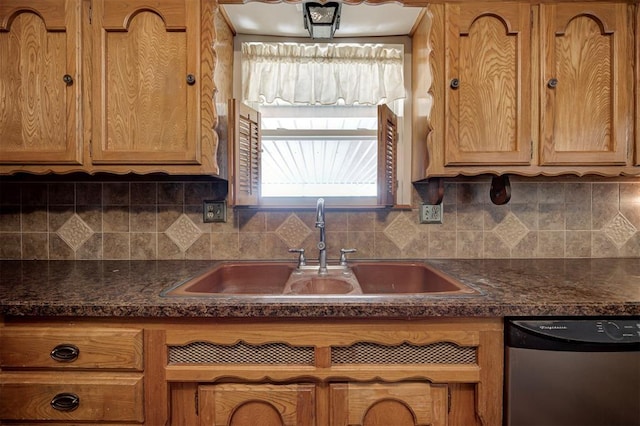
0,0,219,175
0,0,83,167
418,1,638,179
635,2,639,167
444,3,533,167
2,1,637,180
539,3,631,167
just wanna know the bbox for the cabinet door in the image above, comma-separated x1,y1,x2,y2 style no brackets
635,5,640,166
540,3,632,165
444,3,532,166
0,0,82,165
330,382,448,426
91,0,201,165
198,383,316,426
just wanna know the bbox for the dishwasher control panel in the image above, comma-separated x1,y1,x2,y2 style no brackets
508,318,640,348
597,320,639,341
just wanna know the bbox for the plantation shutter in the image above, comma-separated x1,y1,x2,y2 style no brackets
228,99,261,206
377,104,397,206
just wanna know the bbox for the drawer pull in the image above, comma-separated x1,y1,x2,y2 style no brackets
50,393,80,412
50,344,80,362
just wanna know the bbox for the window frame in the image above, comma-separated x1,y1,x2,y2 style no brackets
228,35,412,208
229,100,397,208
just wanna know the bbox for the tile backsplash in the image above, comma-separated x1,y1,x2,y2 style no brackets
1,178,638,260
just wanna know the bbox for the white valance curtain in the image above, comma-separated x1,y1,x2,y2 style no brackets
242,42,405,106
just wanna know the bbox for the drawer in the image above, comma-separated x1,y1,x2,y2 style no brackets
0,371,144,422
0,326,143,370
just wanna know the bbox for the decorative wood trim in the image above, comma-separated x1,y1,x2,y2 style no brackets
411,4,435,181
164,319,484,347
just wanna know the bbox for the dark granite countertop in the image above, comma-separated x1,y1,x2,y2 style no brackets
0,259,638,318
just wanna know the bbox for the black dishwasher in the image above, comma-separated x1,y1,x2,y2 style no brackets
504,317,640,426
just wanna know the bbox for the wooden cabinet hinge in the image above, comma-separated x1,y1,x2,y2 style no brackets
195,389,199,416
89,140,93,159
88,1,93,24
447,387,452,413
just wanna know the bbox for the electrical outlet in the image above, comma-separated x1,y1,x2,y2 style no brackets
203,201,226,223
419,203,443,224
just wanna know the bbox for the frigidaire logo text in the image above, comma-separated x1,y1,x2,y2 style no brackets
539,325,568,330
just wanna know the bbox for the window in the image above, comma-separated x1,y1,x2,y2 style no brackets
260,104,378,197
228,40,409,207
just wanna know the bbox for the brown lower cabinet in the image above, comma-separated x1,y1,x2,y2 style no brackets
166,318,503,426
192,382,449,426
0,317,503,425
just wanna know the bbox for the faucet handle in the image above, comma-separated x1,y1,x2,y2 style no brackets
288,248,306,267
339,248,357,266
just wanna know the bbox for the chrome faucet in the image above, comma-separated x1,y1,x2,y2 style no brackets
315,198,328,275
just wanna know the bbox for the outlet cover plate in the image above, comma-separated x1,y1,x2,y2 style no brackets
203,200,226,223
419,203,443,224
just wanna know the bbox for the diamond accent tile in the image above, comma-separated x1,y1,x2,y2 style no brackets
57,214,94,251
384,213,418,250
165,214,202,252
494,212,529,248
603,213,637,248
276,214,312,248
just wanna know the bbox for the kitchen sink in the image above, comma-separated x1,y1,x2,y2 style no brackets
284,267,363,295
161,260,475,297
164,262,295,296
351,261,475,295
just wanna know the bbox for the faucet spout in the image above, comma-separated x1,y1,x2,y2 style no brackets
315,198,328,275
315,197,325,227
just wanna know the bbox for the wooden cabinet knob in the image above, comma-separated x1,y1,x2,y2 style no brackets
186,74,196,85
450,78,460,89
63,74,74,86
547,78,558,89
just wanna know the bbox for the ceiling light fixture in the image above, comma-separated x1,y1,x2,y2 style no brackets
303,2,341,39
